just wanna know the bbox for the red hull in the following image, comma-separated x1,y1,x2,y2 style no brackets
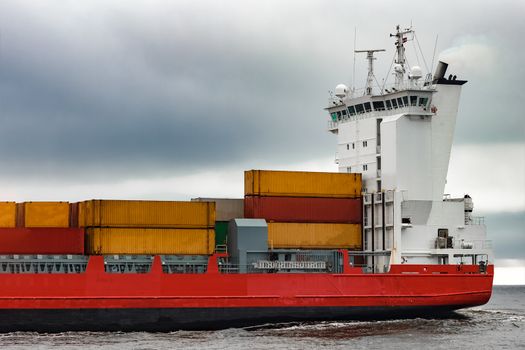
0,255,493,310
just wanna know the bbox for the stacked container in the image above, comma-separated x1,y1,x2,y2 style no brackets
0,202,16,228
0,201,84,254
191,198,244,247
244,170,362,249
23,202,70,228
79,200,215,255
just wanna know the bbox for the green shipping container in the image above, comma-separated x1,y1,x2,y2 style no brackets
215,221,229,246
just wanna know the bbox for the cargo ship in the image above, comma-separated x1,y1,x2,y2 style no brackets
0,25,493,332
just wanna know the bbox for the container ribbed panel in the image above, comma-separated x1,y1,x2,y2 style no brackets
0,202,16,228
267,222,362,249
24,202,70,228
85,227,215,255
244,196,362,223
245,170,361,198
78,200,215,228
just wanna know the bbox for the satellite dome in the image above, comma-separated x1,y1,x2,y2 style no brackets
393,64,403,73
410,65,423,79
335,84,349,98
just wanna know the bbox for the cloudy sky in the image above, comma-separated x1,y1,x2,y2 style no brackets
0,1,523,282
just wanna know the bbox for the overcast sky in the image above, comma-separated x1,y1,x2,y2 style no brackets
0,1,523,270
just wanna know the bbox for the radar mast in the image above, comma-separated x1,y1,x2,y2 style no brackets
390,25,413,88
354,49,385,95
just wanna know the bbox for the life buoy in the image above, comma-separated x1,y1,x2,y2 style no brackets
431,105,438,113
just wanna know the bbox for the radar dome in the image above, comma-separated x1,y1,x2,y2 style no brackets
393,64,403,73
335,84,349,98
410,66,423,79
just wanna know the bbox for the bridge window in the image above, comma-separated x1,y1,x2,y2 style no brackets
373,101,385,111
346,144,349,150
363,140,368,147
364,102,372,112
410,96,418,106
363,164,368,171
331,112,337,121
391,99,398,108
348,105,356,116
397,97,404,107
342,109,347,116
403,96,409,106
419,97,429,108
385,100,392,109
355,104,364,114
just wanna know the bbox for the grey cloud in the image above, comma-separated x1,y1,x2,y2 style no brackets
483,211,525,260
0,0,523,184
0,1,522,261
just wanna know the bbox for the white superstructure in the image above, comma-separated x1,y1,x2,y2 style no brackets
327,25,492,271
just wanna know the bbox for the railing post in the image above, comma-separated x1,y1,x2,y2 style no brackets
207,253,228,274
339,249,351,274
150,256,163,275
86,255,104,274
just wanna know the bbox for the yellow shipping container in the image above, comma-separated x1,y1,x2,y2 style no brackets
78,200,215,228
24,202,69,228
0,202,16,228
245,170,361,198
85,227,215,255
267,222,362,249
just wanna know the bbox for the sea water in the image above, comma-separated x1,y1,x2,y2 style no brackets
0,286,523,350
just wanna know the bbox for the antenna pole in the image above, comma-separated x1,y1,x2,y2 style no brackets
355,49,385,95
430,34,439,74
390,25,413,89
352,27,357,94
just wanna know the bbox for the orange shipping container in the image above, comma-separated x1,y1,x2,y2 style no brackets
24,202,69,228
267,222,362,249
78,200,215,228
245,170,361,198
85,227,215,255
0,202,16,228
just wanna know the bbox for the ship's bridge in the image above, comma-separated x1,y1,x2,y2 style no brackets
326,88,434,133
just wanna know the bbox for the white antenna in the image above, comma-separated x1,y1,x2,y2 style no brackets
352,27,357,93
354,49,385,95
430,34,439,74
390,25,413,89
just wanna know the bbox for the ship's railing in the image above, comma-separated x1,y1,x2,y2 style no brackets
329,83,430,103
104,255,153,273
218,263,336,274
0,255,88,274
453,239,493,250
104,255,209,274
218,264,267,274
215,244,228,254
219,250,396,274
161,255,208,274
0,254,212,274
434,239,492,250
347,251,392,274
219,250,343,274
466,216,485,225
